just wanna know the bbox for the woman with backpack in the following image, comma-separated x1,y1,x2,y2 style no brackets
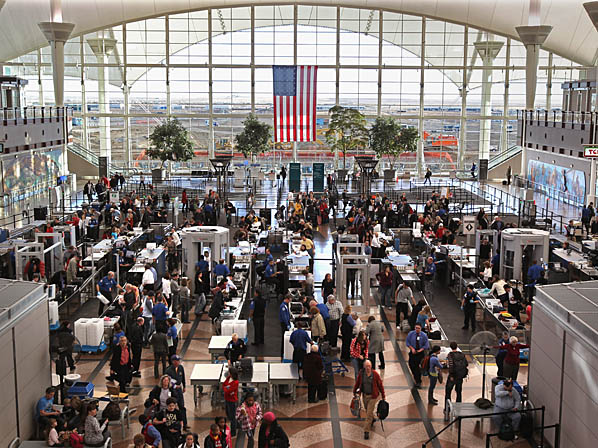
427,345,443,405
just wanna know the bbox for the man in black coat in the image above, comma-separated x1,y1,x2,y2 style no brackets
110,336,133,392
129,317,144,377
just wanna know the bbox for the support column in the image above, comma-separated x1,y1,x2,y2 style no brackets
38,21,75,106
87,38,117,165
515,25,552,178
583,2,598,203
417,18,426,177
501,39,511,154
457,28,468,172
474,41,503,181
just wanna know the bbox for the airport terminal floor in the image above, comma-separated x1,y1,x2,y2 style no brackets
43,178,539,448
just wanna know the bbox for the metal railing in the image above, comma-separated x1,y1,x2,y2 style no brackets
488,145,522,170
1,106,72,126
67,142,140,177
518,109,598,128
422,406,554,448
513,174,584,207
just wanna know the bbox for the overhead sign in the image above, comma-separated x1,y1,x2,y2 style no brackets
463,216,476,235
313,163,324,192
584,146,598,158
289,163,301,192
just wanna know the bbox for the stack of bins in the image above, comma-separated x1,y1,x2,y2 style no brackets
74,318,88,346
86,318,104,347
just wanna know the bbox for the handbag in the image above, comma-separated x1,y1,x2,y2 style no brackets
350,395,361,417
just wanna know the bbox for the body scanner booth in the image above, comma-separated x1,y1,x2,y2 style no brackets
181,226,230,294
499,228,549,282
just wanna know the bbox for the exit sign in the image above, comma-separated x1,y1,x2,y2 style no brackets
584,146,598,158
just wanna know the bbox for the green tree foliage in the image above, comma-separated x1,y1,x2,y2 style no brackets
369,116,419,169
325,105,368,169
147,118,194,168
235,114,272,158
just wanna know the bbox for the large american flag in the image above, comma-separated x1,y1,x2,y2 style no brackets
273,65,318,142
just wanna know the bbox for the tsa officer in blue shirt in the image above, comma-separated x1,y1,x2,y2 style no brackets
279,295,292,358
96,271,123,315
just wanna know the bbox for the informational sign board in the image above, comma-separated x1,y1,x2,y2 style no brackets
583,146,598,158
313,163,324,192
289,162,301,192
463,215,476,235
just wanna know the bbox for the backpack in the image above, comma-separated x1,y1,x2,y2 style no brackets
450,352,469,379
69,431,84,448
103,401,121,421
376,399,389,421
474,398,493,409
420,355,431,376
400,320,411,332
143,422,157,444
498,420,515,441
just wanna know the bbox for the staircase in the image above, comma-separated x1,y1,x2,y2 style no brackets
67,143,139,178
488,145,522,180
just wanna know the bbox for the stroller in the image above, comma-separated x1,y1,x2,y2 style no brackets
319,341,349,376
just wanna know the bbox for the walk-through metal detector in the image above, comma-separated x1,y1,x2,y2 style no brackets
499,228,549,282
335,242,371,310
476,229,498,259
181,226,230,294
15,239,63,281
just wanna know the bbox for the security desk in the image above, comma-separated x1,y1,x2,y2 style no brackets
208,335,232,361
269,362,300,404
190,363,224,407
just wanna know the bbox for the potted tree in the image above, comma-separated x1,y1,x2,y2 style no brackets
325,105,368,181
369,117,419,181
147,118,194,182
235,114,272,163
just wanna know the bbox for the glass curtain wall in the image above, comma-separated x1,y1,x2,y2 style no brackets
1,5,585,172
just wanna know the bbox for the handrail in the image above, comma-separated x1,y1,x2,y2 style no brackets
513,174,584,207
422,406,547,447
488,145,522,170
67,143,140,176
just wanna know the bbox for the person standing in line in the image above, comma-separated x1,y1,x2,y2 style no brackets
423,257,436,302
461,285,480,331
376,265,394,310
445,341,468,404
427,345,443,405
365,316,385,370
165,355,189,431
258,412,289,447
109,336,132,393
495,336,529,381
303,344,324,403
406,323,429,388
424,167,432,185
495,331,510,378
149,327,169,378
235,393,262,448
395,281,416,328
340,305,356,362
249,290,266,345
326,294,343,347
309,306,327,344
129,317,145,377
222,367,239,438
350,330,369,380
352,360,386,440
290,321,313,376
279,295,292,359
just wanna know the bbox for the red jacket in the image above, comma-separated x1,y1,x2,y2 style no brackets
353,369,385,399
222,376,238,403
498,343,529,366
350,338,369,360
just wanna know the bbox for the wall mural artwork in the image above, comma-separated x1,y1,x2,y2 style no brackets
527,159,585,206
2,149,62,198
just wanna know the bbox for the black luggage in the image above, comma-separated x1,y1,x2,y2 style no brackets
317,380,328,400
520,412,534,438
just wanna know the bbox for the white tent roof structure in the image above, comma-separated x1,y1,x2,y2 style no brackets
0,0,595,66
